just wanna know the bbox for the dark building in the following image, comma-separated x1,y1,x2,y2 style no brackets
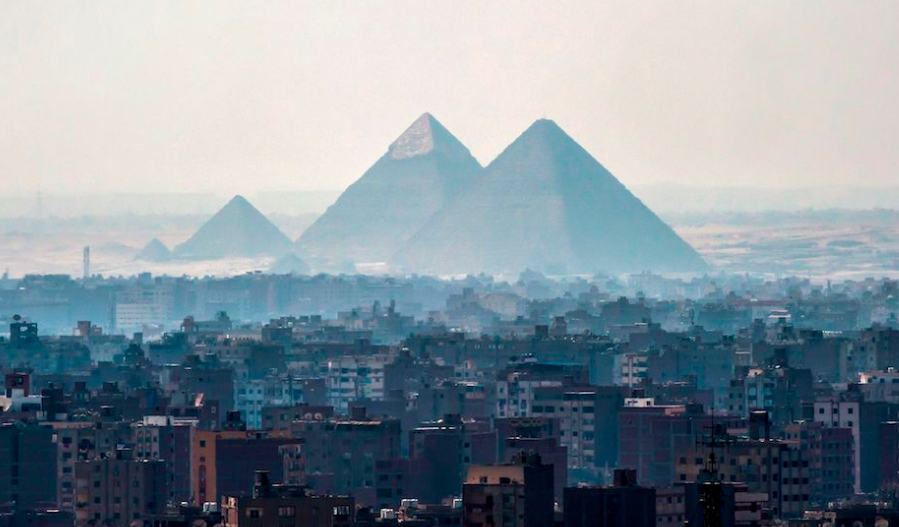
502,436,567,501
618,403,740,487
857,325,899,371
462,452,554,527
260,403,333,432
133,420,193,504
882,421,899,490
411,415,497,504
190,429,298,506
220,471,353,527
564,469,656,527
166,358,235,426
0,505,74,527
0,422,58,511
680,480,738,527
147,504,221,527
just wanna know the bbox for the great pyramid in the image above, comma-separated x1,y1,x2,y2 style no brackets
173,195,293,259
135,238,171,262
296,113,482,267
394,119,708,276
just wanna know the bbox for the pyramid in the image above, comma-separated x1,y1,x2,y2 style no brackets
173,195,293,259
394,119,708,276
135,238,171,262
268,252,311,275
296,113,482,266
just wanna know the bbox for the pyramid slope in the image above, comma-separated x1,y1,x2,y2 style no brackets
394,119,708,276
135,238,171,262
296,113,482,265
174,195,293,259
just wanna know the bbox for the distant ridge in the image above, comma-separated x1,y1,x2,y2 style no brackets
135,238,171,262
296,113,482,268
174,195,293,259
394,119,709,276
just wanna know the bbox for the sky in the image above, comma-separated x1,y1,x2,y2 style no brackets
2,1,898,197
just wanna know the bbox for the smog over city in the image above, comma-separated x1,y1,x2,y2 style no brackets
1,2,899,527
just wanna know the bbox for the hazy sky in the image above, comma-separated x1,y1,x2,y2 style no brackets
2,1,898,197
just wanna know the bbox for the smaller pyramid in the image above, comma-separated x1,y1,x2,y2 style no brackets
135,238,171,262
268,252,311,275
174,195,293,259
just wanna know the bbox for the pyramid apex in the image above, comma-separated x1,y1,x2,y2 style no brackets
523,118,566,136
387,112,465,160
389,113,438,159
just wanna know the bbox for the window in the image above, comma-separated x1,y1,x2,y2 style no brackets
278,507,295,518
247,508,262,519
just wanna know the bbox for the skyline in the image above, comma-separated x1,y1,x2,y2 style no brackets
3,1,899,196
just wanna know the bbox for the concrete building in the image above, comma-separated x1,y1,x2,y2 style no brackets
494,362,588,418
132,418,193,505
676,413,810,519
530,385,624,481
290,410,401,508
326,355,388,413
813,390,899,493
50,420,133,512
73,447,166,527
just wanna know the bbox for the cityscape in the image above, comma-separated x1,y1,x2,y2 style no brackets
3,2,899,527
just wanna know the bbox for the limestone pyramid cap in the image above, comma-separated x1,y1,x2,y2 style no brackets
388,112,463,160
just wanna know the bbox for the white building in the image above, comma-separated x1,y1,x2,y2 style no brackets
113,284,173,335
326,355,388,413
495,376,563,418
612,353,648,387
